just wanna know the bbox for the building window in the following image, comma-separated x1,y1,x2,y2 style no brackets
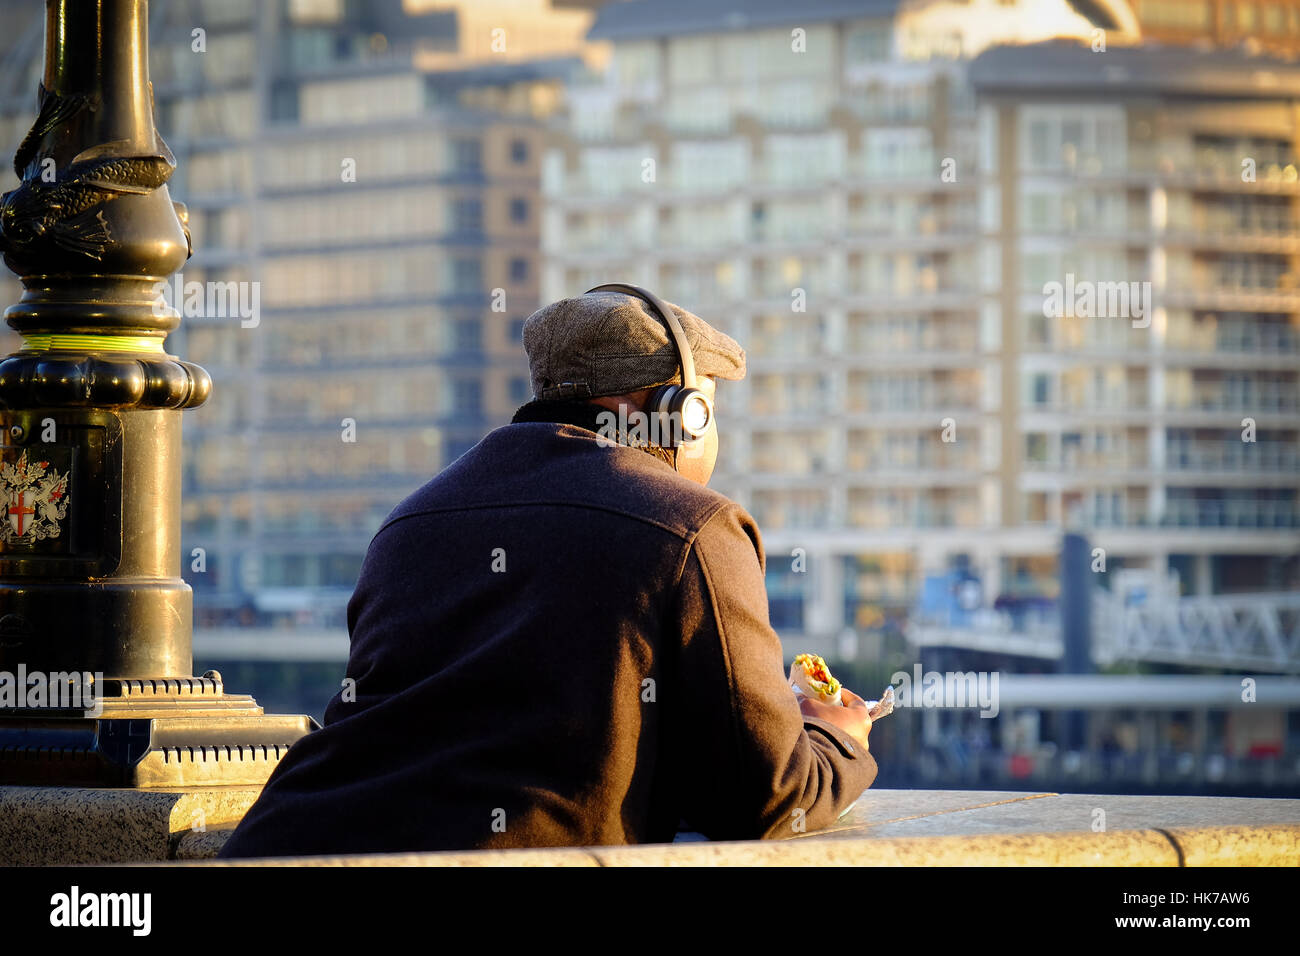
451,257,482,293
509,318,526,341
321,553,363,588
1264,3,1284,33
668,35,715,84
263,553,308,588
270,82,300,122
451,318,481,352
1025,433,1049,465
451,379,482,415
1028,120,1052,168
765,565,805,629
1031,373,1051,407
509,197,529,223
508,376,531,404
510,138,528,163
424,80,454,109
451,198,483,234
509,257,529,282
443,437,478,463
451,138,482,174
845,23,891,63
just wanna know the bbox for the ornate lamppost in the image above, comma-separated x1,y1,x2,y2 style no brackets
0,0,315,786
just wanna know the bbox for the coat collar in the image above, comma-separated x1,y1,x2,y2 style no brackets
510,400,678,470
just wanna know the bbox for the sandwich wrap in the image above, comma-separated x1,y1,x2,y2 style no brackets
791,651,897,721
790,653,842,706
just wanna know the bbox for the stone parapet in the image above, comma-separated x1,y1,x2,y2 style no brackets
3,786,1297,866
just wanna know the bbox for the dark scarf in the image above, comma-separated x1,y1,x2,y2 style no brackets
510,399,678,470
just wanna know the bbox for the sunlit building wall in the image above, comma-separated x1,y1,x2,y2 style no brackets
1132,0,1300,54
974,40,1300,599
543,0,1300,652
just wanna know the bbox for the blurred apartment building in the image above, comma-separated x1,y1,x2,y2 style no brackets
1135,0,1300,53
542,0,1300,656
0,0,1295,670
0,0,591,636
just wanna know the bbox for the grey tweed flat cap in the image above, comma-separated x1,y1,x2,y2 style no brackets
522,290,746,400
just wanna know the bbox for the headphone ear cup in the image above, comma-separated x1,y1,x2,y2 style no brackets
646,384,711,448
675,387,712,442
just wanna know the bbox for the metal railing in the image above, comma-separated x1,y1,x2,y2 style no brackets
909,590,1300,672
1094,591,1300,672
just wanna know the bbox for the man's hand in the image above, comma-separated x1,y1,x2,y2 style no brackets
798,687,872,753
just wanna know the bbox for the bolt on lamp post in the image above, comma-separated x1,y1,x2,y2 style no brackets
0,0,316,786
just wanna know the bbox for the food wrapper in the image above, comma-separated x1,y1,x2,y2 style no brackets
866,684,895,721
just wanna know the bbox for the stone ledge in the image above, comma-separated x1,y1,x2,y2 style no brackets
3,786,1298,866
0,785,262,866
162,824,1300,867
1166,824,1300,866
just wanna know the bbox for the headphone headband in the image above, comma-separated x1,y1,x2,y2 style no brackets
580,282,713,458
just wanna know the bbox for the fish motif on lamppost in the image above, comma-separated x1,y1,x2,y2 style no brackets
0,85,191,261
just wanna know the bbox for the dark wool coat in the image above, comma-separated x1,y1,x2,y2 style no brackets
219,401,876,857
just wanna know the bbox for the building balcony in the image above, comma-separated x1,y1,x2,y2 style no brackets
1160,499,1300,530
846,492,983,530
846,509,984,531
1023,325,1151,354
1164,325,1300,356
1175,388,1300,414
1024,395,1150,415
1158,167,1300,195
842,286,978,310
847,389,983,414
841,468,985,486
847,316,979,350
543,235,650,259
845,210,978,239
1166,441,1300,474
748,222,835,246
850,167,977,194
1160,227,1300,255
1022,450,1149,473
845,342,983,363
747,335,833,360
845,446,983,474
1071,511,1152,530
1161,286,1300,312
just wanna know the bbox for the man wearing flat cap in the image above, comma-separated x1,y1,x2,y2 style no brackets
221,288,876,857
